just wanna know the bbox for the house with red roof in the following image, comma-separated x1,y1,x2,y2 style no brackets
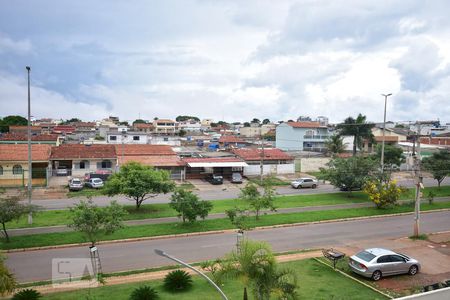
50,144,117,177
218,135,248,148
115,144,185,180
0,133,61,146
0,144,51,187
232,148,294,176
182,156,248,180
276,121,329,152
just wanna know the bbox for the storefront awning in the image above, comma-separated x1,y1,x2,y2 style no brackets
186,162,248,168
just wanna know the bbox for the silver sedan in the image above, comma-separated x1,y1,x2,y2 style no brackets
349,248,420,281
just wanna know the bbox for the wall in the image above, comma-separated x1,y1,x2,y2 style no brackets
299,157,330,172
243,163,294,176
71,159,117,177
275,123,304,150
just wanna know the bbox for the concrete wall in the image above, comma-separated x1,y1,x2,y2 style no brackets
244,163,295,176
299,157,330,172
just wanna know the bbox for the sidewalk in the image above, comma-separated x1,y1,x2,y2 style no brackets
9,197,450,237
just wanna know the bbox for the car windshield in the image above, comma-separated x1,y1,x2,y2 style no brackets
92,179,102,183
355,251,376,262
72,180,81,184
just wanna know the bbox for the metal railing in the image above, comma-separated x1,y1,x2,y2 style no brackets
303,135,328,140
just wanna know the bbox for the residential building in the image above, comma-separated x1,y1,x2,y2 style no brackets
153,119,178,135
218,135,248,148
132,123,154,133
276,121,329,152
178,120,202,132
115,144,185,180
0,133,61,146
9,125,42,135
239,123,276,138
149,135,182,146
232,148,294,176
0,144,51,187
183,157,247,180
50,144,117,177
107,131,149,144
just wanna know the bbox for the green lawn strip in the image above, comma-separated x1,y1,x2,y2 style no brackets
66,188,106,198
7,192,370,229
42,259,387,300
2,201,450,250
7,185,450,231
248,177,291,186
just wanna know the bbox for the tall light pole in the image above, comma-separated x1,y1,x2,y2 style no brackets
380,93,392,173
26,66,33,224
154,249,228,300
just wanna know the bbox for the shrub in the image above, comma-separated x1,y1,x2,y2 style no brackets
129,285,159,300
11,289,42,300
364,180,406,208
163,270,193,292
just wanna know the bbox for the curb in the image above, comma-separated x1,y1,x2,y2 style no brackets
5,208,450,253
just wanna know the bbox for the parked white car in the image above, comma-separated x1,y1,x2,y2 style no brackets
85,178,104,189
68,178,84,191
290,177,318,189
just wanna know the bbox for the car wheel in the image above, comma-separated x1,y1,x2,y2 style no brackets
408,265,418,276
312,184,317,189
372,270,382,281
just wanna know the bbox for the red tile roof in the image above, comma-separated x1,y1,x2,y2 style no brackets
232,148,293,161
50,144,116,159
286,121,326,128
183,157,244,163
219,135,246,144
114,144,175,156
119,156,184,167
52,125,76,133
9,125,42,132
0,144,52,161
0,133,59,141
133,123,154,129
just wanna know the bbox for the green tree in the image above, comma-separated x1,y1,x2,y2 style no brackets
178,129,187,137
218,239,298,300
319,156,379,196
251,118,261,124
104,162,175,209
0,196,35,242
133,119,146,124
119,121,129,126
243,122,251,127
324,134,346,156
239,181,276,220
0,115,27,132
0,254,16,297
422,150,450,188
175,115,200,122
262,119,270,125
169,189,212,223
364,180,406,209
68,200,126,246
376,144,405,174
336,114,374,156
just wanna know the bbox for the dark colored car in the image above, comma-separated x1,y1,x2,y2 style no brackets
339,184,362,191
206,174,223,185
231,172,243,184
84,170,112,182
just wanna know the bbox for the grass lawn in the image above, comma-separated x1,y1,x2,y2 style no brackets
249,176,291,186
2,201,449,250
8,185,450,230
67,188,105,198
42,259,387,300
7,191,372,229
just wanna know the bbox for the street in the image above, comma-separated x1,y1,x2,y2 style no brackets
27,177,450,210
6,210,450,283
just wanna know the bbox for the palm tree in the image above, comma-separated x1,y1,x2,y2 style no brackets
217,239,298,300
325,134,346,156
336,114,374,156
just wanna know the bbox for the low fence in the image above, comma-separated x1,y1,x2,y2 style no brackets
243,164,295,176
299,157,331,172
0,168,47,187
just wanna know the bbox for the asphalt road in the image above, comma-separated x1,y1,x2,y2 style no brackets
27,177,450,210
6,210,450,283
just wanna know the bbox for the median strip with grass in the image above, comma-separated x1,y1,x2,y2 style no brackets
9,185,450,230
40,259,388,300
2,201,450,250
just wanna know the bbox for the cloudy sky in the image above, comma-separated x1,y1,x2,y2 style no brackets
1,0,450,124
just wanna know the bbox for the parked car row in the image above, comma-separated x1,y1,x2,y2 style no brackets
205,172,243,185
68,177,104,191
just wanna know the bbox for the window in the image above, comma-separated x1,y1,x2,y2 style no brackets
110,135,117,141
377,256,390,263
389,255,405,262
79,161,89,169
101,160,112,169
13,165,23,175
133,136,140,141
0,166,3,175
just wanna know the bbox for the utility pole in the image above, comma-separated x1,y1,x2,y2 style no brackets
26,66,33,225
380,93,392,173
413,122,423,237
260,134,265,184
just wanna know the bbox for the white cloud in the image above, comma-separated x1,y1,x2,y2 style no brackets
0,34,31,54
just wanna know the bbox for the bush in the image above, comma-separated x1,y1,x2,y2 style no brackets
129,285,159,300
12,289,42,300
364,180,406,208
163,270,193,292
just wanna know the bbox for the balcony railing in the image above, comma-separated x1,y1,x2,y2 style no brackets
303,147,327,153
303,135,328,140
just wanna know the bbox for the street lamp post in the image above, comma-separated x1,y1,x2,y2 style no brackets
154,249,228,300
380,93,392,173
26,66,33,224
